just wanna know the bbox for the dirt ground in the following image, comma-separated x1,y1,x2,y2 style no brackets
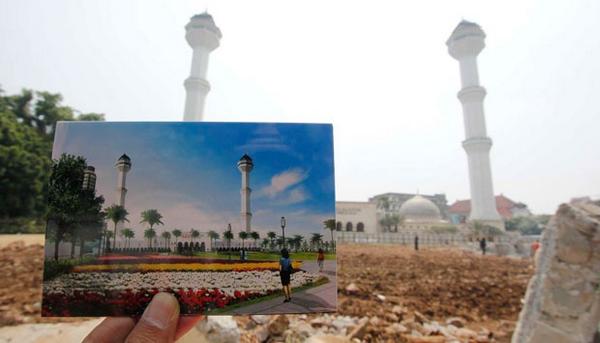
0,239,533,342
336,244,533,341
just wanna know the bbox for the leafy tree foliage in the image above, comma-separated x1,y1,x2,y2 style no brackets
0,88,105,232
46,154,104,260
505,216,545,235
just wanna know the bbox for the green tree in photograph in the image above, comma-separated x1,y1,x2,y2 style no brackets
379,214,401,232
267,231,277,249
144,228,156,248
224,229,234,260
261,238,270,249
323,219,336,245
121,228,135,248
239,231,249,248
208,230,219,251
292,234,304,252
140,209,164,231
105,205,129,252
190,229,200,244
46,154,104,261
310,233,323,249
161,231,172,250
250,231,260,248
172,229,182,246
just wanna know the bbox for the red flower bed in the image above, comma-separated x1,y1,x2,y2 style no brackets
41,288,268,317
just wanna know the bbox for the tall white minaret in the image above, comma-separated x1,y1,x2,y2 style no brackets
115,154,132,229
447,21,503,227
237,154,253,232
183,12,222,121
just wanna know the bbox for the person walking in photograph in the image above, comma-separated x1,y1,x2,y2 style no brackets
414,235,419,251
279,248,293,303
317,248,325,272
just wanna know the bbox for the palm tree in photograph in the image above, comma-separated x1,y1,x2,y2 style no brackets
208,230,219,251
239,231,249,249
311,233,324,250
250,231,260,248
172,229,182,246
121,228,135,248
292,234,304,252
267,231,277,250
140,209,164,232
144,228,156,249
190,229,200,245
161,231,172,250
261,238,270,250
224,228,234,260
105,204,129,252
323,218,336,245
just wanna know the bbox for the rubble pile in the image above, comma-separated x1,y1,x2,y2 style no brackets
231,245,533,343
0,242,83,326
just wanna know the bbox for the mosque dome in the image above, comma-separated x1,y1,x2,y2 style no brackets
399,195,442,222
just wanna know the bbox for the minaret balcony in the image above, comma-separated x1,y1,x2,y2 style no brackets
457,86,486,103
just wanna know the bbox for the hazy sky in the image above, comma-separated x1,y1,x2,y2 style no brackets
53,122,335,240
2,0,599,214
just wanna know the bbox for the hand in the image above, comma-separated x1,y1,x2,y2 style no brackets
83,292,202,343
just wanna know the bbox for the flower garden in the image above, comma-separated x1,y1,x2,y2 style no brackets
42,256,323,316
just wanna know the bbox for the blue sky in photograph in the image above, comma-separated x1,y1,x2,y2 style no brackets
53,122,335,240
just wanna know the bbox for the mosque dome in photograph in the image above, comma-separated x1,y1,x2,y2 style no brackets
398,195,443,222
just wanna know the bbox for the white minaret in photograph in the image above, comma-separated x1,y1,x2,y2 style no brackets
115,154,132,228
183,12,222,121
237,154,254,232
447,21,503,227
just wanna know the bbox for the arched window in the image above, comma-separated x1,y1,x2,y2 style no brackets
357,222,365,232
336,221,342,231
346,222,353,231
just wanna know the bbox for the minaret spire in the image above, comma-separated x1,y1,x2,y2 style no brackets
183,12,222,121
237,154,254,232
447,21,503,228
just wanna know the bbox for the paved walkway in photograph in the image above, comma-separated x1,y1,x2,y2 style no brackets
232,260,337,315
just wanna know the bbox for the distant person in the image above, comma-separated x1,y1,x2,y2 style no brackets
480,237,487,255
317,248,325,272
279,248,293,302
531,240,541,257
414,235,419,251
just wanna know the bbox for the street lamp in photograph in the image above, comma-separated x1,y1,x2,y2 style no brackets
281,216,287,249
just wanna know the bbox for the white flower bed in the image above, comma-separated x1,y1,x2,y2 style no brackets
44,270,321,297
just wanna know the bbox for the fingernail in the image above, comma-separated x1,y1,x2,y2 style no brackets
141,292,179,330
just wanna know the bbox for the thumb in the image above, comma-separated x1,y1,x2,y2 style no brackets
126,293,179,343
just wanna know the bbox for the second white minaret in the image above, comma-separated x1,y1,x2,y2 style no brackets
183,12,222,121
237,154,253,232
447,21,503,227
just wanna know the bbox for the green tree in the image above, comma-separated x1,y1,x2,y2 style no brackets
144,228,156,248
140,209,164,231
224,229,234,259
172,229,182,246
161,231,172,250
105,205,129,252
250,231,260,247
0,111,51,220
121,228,135,248
46,154,104,260
208,230,219,251
190,229,200,244
267,231,277,249
323,219,336,245
261,238,270,249
379,214,401,232
239,231,249,248
310,233,323,249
